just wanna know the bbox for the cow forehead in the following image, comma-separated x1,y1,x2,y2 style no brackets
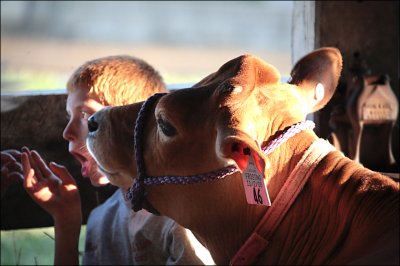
157,82,299,129
151,54,302,135
155,87,217,130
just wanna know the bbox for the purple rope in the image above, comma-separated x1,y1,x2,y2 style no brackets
126,93,167,211
142,120,315,186
127,92,316,211
143,165,239,185
262,120,315,155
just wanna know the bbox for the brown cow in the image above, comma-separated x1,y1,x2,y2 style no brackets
86,47,399,265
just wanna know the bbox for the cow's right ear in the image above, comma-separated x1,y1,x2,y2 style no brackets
288,47,343,112
216,128,269,178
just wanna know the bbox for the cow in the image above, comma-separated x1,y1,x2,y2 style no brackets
86,47,399,265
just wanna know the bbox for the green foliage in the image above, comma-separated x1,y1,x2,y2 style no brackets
1,226,86,265
1,69,66,93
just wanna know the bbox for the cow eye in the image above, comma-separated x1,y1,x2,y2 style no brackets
157,118,177,137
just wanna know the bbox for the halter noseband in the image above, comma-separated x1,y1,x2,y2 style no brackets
126,93,315,212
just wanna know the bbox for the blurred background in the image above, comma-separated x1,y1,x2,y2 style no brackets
1,1,293,265
1,1,293,93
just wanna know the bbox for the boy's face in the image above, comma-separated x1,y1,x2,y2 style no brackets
63,89,110,186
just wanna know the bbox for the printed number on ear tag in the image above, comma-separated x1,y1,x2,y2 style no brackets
242,153,271,206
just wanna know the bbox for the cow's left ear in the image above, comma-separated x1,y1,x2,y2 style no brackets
217,129,269,177
288,47,343,112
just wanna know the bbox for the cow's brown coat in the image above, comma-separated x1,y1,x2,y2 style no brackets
87,48,399,265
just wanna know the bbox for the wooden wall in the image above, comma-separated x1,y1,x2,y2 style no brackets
292,1,399,172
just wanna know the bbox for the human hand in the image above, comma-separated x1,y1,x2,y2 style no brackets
22,148,82,224
1,149,23,198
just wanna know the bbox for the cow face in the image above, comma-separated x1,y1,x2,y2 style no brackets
86,47,342,189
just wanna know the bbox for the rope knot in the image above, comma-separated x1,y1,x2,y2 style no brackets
129,181,146,212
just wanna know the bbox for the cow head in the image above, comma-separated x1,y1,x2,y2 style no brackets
86,47,342,263
87,47,342,189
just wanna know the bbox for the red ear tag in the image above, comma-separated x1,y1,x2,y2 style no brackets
241,152,271,206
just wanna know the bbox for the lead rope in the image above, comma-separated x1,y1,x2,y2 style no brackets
126,93,316,212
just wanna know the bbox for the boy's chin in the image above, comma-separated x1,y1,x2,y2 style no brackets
90,173,110,187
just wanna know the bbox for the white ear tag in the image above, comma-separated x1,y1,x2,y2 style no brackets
242,152,271,206
315,83,325,101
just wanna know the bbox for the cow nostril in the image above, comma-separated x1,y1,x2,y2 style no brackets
88,116,99,132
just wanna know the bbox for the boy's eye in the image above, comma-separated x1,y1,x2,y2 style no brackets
81,111,91,120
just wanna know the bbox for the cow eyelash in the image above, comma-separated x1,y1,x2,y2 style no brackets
157,117,177,137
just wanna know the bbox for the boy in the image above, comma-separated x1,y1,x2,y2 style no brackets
5,55,213,265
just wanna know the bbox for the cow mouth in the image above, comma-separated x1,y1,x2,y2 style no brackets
97,164,119,177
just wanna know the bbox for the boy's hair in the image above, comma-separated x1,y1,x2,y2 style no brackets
67,55,167,106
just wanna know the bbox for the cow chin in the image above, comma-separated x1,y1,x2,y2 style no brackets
86,138,115,176
87,138,136,189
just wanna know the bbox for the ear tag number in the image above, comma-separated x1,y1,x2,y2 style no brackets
242,152,271,206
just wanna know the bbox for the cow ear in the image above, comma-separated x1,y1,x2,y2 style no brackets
209,55,281,101
231,54,281,91
217,130,269,177
288,47,343,112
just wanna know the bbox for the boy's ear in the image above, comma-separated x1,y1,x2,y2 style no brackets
288,47,343,112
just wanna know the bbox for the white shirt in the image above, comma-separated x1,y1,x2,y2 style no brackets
83,188,214,265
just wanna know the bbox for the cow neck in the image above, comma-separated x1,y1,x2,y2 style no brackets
126,92,316,213
230,138,336,265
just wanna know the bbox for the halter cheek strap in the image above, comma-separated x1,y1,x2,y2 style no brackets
125,93,167,212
